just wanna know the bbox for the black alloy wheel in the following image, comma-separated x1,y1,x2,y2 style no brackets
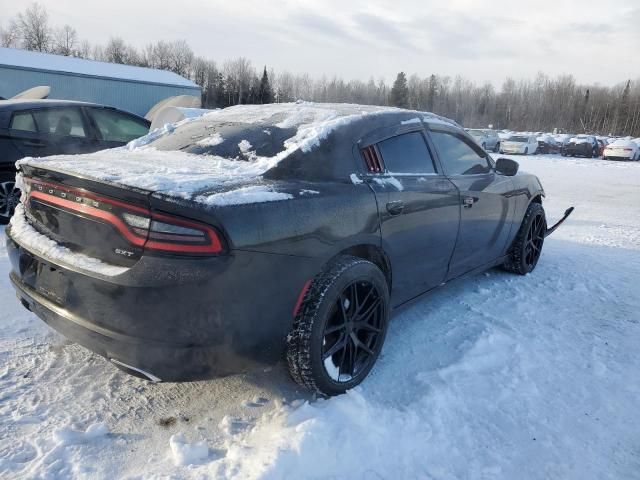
523,211,545,270
321,279,385,384
0,176,20,225
503,202,547,275
286,255,390,396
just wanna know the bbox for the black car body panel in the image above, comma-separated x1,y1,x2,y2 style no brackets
6,104,546,381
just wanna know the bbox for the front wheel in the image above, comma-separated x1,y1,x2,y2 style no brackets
503,203,547,275
0,173,20,225
286,255,390,396
493,143,500,153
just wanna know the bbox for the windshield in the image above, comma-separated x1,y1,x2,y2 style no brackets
508,136,529,142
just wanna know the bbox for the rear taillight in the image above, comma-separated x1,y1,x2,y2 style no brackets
26,178,223,255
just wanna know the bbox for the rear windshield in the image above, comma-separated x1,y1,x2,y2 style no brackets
467,129,485,136
148,120,297,159
508,136,528,142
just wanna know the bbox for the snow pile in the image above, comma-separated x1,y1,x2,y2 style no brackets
196,185,293,206
8,204,127,276
54,423,109,446
169,434,209,466
196,132,224,147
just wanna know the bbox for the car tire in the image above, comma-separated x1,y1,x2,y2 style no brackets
0,172,20,226
286,255,390,396
481,143,487,151
524,147,528,155
503,203,547,275
494,143,500,153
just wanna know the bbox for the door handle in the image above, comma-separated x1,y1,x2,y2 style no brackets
463,196,477,208
23,140,45,148
386,200,405,216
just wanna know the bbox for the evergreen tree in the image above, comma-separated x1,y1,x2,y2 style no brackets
258,66,273,104
390,72,409,108
426,74,437,111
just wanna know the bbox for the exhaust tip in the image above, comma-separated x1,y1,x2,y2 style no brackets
110,358,162,383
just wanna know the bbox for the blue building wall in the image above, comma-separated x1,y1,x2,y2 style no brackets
0,66,201,117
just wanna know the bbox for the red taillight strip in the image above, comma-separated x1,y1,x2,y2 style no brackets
27,178,149,214
148,211,223,253
28,185,223,254
30,190,147,247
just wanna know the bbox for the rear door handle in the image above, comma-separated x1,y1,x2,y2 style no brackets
23,140,46,148
386,200,405,216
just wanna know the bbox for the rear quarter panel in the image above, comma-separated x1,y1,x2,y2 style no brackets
150,180,381,262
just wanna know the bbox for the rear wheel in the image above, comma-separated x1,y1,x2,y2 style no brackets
493,142,500,153
286,255,390,396
0,173,20,225
524,147,529,155
503,203,547,275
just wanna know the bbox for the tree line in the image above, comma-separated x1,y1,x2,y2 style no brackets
2,3,639,136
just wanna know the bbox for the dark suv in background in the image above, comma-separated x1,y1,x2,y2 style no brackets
0,99,150,224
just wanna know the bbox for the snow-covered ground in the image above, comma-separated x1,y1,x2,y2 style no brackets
1,154,639,479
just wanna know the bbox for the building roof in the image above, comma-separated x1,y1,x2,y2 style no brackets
0,47,199,90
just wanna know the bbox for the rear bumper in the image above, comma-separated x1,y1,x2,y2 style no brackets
6,226,319,381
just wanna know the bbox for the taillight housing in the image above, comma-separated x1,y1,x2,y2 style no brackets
25,178,224,256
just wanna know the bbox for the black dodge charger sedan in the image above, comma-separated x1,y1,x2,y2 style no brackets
5,103,571,396
0,99,151,224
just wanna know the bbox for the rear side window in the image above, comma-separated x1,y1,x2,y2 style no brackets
376,131,436,174
32,108,87,138
90,108,149,143
10,112,37,132
431,131,491,175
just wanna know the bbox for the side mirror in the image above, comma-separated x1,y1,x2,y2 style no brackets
495,157,519,176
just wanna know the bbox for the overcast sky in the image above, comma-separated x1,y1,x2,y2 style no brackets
2,0,638,86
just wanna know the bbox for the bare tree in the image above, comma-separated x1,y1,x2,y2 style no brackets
16,2,51,52
0,20,20,48
104,37,128,64
53,25,77,56
168,40,194,76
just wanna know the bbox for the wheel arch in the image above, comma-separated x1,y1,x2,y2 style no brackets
333,243,392,291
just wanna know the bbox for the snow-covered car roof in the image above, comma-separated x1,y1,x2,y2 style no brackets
18,102,457,203
606,139,637,148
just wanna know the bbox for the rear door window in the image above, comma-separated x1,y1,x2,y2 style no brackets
430,131,491,175
89,108,149,143
376,131,436,174
32,108,87,138
10,111,37,132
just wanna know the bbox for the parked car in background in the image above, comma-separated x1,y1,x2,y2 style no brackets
500,134,539,155
465,128,501,152
0,99,151,224
602,139,640,160
5,103,573,396
536,134,559,154
562,135,599,158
